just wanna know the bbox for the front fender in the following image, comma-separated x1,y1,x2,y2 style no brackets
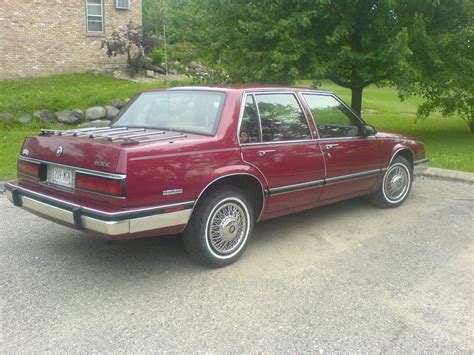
386,144,415,168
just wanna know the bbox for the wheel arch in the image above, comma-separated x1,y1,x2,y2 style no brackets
388,147,414,170
191,172,267,223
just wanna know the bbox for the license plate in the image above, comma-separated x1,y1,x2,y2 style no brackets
47,166,74,188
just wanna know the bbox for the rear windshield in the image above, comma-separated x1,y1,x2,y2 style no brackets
113,90,226,135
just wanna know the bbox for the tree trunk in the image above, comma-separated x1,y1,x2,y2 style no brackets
127,48,131,67
351,87,363,117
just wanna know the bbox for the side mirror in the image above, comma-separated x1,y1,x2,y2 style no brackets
361,124,376,137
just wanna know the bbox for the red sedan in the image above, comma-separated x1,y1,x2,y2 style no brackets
6,86,429,267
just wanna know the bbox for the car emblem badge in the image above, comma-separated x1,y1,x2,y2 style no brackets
56,146,63,157
163,188,183,196
94,160,111,167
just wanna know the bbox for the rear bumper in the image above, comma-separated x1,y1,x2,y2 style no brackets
413,158,429,176
5,183,193,237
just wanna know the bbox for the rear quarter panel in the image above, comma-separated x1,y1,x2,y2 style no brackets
123,89,267,208
126,143,245,207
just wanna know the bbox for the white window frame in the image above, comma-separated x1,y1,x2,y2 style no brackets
86,0,104,34
115,0,130,10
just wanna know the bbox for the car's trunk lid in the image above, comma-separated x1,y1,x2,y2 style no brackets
23,127,189,172
23,134,125,173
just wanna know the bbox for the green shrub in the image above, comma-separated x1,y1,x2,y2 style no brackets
168,42,197,65
188,68,228,85
148,48,166,65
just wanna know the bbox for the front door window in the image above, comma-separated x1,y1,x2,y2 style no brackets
303,94,360,138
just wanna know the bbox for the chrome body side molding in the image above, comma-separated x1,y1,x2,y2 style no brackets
324,168,381,185
267,168,382,196
269,179,324,195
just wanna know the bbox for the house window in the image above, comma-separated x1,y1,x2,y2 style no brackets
116,0,130,10
86,0,104,34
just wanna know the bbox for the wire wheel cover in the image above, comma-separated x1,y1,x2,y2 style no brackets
384,164,409,201
208,202,247,255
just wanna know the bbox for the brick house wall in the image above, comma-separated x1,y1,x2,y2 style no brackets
0,0,142,80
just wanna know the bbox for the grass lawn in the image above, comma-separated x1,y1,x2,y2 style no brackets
299,80,473,173
0,72,184,116
0,72,189,180
0,131,37,181
0,75,472,180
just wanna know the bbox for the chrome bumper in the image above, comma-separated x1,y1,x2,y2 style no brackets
413,158,429,176
5,184,193,236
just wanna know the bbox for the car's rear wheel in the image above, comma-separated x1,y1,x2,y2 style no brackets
183,186,254,267
370,155,413,208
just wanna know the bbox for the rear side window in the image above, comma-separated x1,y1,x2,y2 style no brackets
255,94,311,142
239,95,260,143
303,94,360,138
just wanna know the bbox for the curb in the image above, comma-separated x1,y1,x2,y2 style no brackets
0,182,4,194
420,167,474,185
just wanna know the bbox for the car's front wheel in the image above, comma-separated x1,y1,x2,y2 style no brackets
183,186,254,267
370,155,413,208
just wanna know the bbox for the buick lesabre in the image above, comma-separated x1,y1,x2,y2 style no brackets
6,86,429,267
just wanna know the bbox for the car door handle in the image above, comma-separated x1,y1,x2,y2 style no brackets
325,144,340,149
257,150,276,156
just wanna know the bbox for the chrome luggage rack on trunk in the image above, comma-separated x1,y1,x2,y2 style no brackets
39,127,187,145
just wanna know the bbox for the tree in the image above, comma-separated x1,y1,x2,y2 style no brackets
141,1,472,129
101,22,155,76
192,0,414,116
308,0,417,116
142,0,198,43
187,0,472,127
190,1,321,84
142,0,202,74
142,0,169,37
396,0,474,132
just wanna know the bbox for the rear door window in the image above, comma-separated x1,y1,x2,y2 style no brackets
254,94,311,142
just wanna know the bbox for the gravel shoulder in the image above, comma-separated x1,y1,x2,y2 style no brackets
0,178,472,352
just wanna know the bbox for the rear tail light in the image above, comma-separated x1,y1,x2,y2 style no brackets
75,173,125,197
18,160,41,179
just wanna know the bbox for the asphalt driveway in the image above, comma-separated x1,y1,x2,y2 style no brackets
0,177,472,352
